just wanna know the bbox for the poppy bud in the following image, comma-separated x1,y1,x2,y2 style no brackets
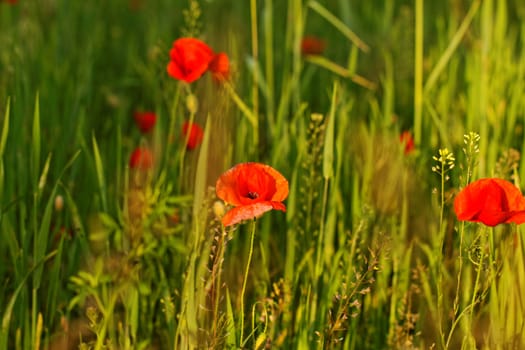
213,200,226,220
186,94,198,114
55,195,64,212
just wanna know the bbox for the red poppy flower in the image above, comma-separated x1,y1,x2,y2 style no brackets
400,131,415,155
215,162,289,227
182,121,204,150
209,52,230,82
129,147,154,169
3,0,17,4
134,111,156,133
301,36,326,56
167,38,214,83
454,178,525,226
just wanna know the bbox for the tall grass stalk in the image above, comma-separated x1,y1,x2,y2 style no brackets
315,82,337,280
250,0,259,150
263,0,275,135
414,0,423,145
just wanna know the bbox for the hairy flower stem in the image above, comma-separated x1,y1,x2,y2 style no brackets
240,219,257,346
431,148,455,347
469,230,486,322
450,132,479,344
179,86,195,192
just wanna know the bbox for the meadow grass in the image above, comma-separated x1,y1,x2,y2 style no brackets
1,0,525,349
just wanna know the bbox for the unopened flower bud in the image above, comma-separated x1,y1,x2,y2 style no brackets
55,195,64,212
186,94,198,114
213,200,225,220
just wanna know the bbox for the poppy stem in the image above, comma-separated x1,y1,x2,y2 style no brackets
240,219,257,346
179,90,196,191
165,84,181,169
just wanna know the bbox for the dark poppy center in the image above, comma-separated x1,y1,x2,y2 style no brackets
246,191,259,200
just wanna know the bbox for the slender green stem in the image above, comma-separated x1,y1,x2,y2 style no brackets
250,0,259,150
264,0,275,135
307,1,369,52
424,0,481,94
240,220,257,346
179,86,195,192
315,177,330,279
414,0,423,145
468,230,485,325
165,84,181,168
94,290,119,350
437,160,448,348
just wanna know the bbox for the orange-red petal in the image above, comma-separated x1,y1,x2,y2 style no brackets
134,111,156,133
129,147,154,169
400,131,415,155
263,165,289,202
182,121,204,150
209,52,230,82
167,38,214,83
222,202,285,227
216,162,288,206
454,178,525,226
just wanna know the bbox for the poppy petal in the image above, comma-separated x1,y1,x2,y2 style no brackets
216,166,245,206
209,52,230,82
454,178,525,226
167,38,214,83
216,162,289,206
221,202,273,227
506,211,525,225
216,162,289,226
270,201,286,212
166,61,185,81
494,178,525,211
134,111,156,133
261,165,289,202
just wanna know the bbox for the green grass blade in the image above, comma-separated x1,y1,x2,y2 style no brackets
424,0,481,94
414,0,423,145
225,288,237,348
192,115,211,227
32,93,41,187
304,55,375,89
322,82,337,180
92,134,108,212
0,98,10,159
0,250,57,349
307,1,369,52
33,154,55,290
